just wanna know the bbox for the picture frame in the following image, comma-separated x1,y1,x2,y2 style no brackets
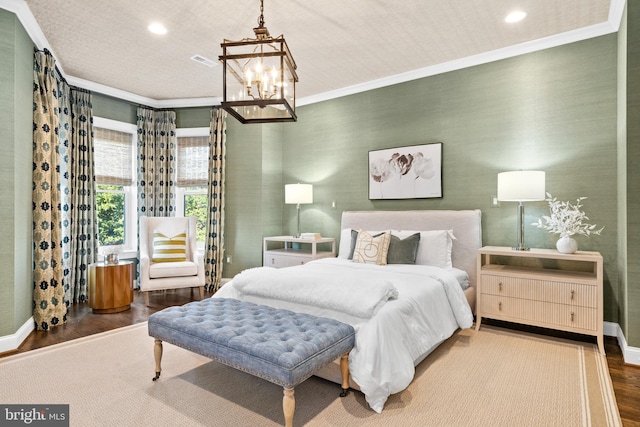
368,142,442,200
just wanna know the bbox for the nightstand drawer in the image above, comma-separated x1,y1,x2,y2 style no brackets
264,253,309,268
480,274,597,308
479,295,598,331
263,236,336,269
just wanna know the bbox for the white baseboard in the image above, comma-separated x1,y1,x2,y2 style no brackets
604,321,640,365
0,317,34,353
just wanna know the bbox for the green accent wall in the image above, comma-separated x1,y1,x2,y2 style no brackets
273,34,620,323
224,121,283,272
175,107,210,128
627,0,640,346
0,9,34,336
91,93,137,124
92,94,213,128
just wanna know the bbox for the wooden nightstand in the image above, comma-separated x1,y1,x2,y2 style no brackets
263,236,336,268
475,246,604,353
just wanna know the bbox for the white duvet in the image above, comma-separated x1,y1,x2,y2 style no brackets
214,258,473,413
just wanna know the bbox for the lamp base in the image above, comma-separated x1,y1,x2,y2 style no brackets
512,246,531,251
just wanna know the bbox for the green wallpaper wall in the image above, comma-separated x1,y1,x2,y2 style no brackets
274,35,619,322
0,9,34,336
626,1,640,346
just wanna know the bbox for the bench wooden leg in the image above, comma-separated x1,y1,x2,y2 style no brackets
283,388,295,427
340,353,350,397
152,339,163,381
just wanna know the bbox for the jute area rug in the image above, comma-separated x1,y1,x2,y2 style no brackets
0,322,621,427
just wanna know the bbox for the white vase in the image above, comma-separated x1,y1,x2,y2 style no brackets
556,236,578,254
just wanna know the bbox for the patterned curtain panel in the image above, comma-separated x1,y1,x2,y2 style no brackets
32,51,67,330
57,80,72,305
68,90,98,303
204,108,227,292
136,107,177,218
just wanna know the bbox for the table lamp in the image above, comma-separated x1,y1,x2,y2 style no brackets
285,183,313,238
497,171,545,251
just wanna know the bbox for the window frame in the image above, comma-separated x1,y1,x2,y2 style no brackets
93,117,138,258
175,127,210,251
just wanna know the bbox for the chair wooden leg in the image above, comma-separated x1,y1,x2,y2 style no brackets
152,339,163,381
283,388,295,427
144,291,150,307
199,286,204,300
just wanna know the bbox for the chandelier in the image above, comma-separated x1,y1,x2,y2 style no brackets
219,0,298,124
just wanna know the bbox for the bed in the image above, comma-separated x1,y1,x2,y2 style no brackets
214,209,482,413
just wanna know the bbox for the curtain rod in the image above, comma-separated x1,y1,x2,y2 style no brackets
34,48,89,94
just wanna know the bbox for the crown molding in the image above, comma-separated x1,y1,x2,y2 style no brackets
65,74,222,109
2,0,626,109
298,10,624,106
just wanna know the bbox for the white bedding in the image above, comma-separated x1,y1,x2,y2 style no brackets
233,264,398,319
214,257,473,413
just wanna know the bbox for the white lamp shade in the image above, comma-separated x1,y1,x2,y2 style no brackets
497,171,545,202
285,184,313,204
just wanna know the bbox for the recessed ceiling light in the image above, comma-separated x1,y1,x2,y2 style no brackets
148,23,167,35
505,11,527,23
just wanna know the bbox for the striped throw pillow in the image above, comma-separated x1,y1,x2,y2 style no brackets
152,231,187,263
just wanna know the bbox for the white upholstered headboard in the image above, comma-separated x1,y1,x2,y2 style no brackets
340,210,482,288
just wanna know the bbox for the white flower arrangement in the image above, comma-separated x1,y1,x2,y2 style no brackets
532,193,604,238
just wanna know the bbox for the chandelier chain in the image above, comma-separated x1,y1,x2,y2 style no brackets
258,0,265,28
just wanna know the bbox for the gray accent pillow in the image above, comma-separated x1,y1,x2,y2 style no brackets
348,229,359,260
387,232,421,264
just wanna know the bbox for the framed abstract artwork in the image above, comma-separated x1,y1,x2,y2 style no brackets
368,142,442,200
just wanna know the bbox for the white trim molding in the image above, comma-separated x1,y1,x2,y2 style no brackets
605,321,640,366
1,0,627,109
0,317,34,354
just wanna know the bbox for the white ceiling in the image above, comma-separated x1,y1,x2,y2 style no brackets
4,0,624,108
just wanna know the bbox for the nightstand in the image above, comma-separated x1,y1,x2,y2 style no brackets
263,236,336,268
88,260,134,314
475,246,604,353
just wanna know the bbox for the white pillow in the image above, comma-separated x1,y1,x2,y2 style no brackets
392,229,455,269
352,230,391,265
338,228,353,259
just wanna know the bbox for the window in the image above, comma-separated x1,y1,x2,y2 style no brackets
176,128,210,248
92,121,208,254
93,117,137,253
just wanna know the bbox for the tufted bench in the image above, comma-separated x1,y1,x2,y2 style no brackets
148,297,355,427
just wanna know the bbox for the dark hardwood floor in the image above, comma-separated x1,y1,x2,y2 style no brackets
3,288,213,356
2,290,639,426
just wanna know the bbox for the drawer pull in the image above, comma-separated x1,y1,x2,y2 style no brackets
571,289,575,300
498,282,502,292
498,302,502,311
571,312,575,322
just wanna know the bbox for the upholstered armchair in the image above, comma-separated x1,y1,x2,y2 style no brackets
139,216,205,306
